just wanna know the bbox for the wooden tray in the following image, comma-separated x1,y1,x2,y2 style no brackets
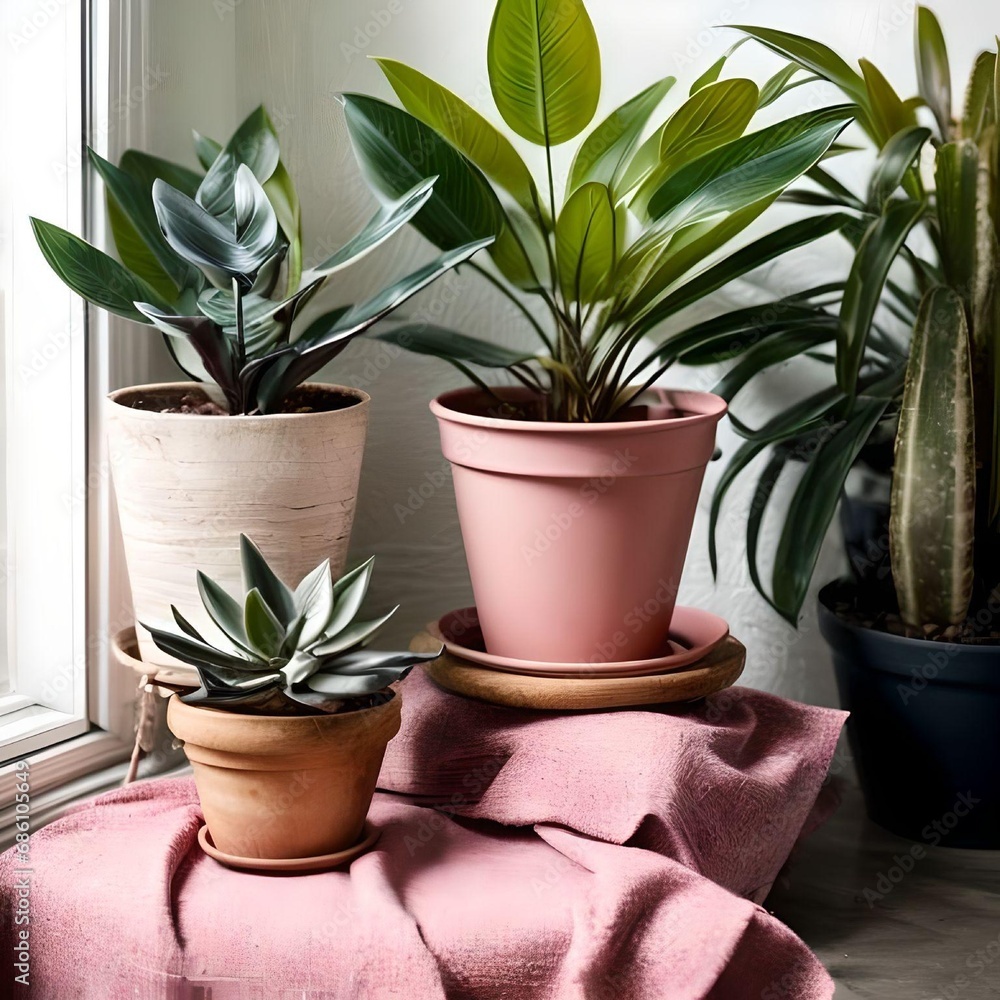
410,631,745,711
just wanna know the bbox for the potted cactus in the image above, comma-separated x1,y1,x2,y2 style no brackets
149,535,438,863
339,0,856,665
718,10,1000,846
31,106,490,666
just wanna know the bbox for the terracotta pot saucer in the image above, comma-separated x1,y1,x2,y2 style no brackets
429,606,729,678
197,821,380,874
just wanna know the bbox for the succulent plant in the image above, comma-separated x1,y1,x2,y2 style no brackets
30,105,491,415
143,535,438,715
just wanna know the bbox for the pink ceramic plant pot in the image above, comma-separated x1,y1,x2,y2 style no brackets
431,387,727,664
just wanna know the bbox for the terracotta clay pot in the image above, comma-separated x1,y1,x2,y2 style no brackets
107,382,369,667
431,386,726,664
167,693,401,860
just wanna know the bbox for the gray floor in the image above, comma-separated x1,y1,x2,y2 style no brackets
768,779,1000,999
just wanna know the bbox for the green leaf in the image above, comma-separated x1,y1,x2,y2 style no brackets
772,397,889,621
630,211,852,334
196,106,280,220
935,140,980,298
837,198,925,393
375,324,537,367
342,93,505,255
568,75,675,192
305,668,406,698
619,196,778,320
688,41,749,95
487,0,601,146
142,621,259,672
263,159,302,293
331,649,439,675
309,177,435,276
30,217,169,323
119,150,202,199
709,439,767,577
278,615,307,660
324,556,375,642
293,559,336,648
646,105,854,230
757,63,805,108
153,168,277,284
105,196,178,303
663,298,840,366
255,238,493,413
658,77,760,165
743,447,791,613
626,79,760,216
712,325,837,401
239,534,296,626
915,6,952,139
860,58,919,147
193,131,223,171
133,303,240,411
890,286,975,627
803,164,865,211
867,125,931,209
730,385,846,443
244,588,286,659
197,571,254,654
171,607,209,644
90,148,198,293
311,607,397,657
556,181,616,305
961,50,997,142
374,57,539,217
731,25,868,104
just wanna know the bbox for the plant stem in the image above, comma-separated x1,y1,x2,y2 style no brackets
234,279,247,370
469,262,553,352
233,278,249,414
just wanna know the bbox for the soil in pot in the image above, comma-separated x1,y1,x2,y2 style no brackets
118,383,362,415
819,580,1000,848
167,692,401,860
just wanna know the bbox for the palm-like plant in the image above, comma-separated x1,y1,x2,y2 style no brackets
31,106,491,414
716,8,1000,633
144,535,439,715
339,0,856,422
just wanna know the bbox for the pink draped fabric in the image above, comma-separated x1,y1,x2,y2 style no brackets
0,674,845,998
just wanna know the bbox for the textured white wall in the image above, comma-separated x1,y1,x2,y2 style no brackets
121,0,995,706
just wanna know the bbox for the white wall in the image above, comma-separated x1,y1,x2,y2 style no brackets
118,0,996,706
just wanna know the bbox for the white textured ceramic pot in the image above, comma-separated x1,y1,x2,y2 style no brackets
107,382,369,667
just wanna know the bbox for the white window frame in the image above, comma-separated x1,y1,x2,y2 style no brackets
0,0,133,803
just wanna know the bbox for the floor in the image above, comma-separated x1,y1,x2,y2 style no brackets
769,778,1000,999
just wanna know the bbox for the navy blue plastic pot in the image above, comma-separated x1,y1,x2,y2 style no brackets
819,581,1000,849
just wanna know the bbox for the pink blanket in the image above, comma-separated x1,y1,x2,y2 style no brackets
381,671,847,903
0,674,845,997
0,779,834,999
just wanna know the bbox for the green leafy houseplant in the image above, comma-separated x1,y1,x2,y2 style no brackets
715,9,1000,635
31,105,491,414
145,534,438,715
340,0,857,422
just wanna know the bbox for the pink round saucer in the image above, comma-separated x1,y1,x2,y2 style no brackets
428,606,729,678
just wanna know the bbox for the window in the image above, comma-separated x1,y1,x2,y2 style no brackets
0,0,132,782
